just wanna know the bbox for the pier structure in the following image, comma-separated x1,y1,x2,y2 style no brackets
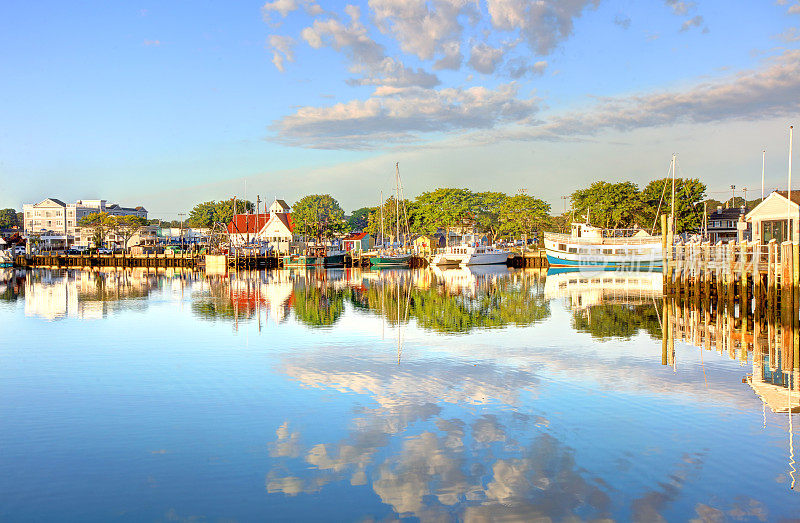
664,239,800,322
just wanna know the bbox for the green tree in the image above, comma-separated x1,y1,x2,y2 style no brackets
112,215,149,252
348,207,373,231
570,181,642,229
292,194,347,241
412,188,476,239
365,196,414,243
186,200,254,227
498,194,550,240
472,191,508,243
0,208,18,228
639,177,706,233
78,212,116,249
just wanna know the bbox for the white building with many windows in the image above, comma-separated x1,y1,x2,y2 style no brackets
23,198,147,248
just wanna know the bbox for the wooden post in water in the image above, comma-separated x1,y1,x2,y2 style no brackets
727,241,736,312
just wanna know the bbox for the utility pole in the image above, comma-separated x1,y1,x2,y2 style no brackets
730,185,736,208
742,187,747,209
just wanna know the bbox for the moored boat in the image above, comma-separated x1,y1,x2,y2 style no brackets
369,252,411,268
432,243,508,266
544,223,663,269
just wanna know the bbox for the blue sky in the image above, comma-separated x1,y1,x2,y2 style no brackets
1,0,799,217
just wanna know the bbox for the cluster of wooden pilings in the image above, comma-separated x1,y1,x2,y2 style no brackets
15,253,202,269
664,239,800,320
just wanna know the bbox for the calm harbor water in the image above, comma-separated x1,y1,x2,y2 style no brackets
1,266,799,521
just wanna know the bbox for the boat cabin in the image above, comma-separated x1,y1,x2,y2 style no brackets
571,223,603,239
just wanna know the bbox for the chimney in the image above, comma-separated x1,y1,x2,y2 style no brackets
716,206,722,214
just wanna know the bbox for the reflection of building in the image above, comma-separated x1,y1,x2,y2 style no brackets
663,297,799,412
24,269,158,320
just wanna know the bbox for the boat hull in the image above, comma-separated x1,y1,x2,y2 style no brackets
545,251,663,269
370,255,411,268
463,252,509,266
323,253,345,267
282,255,322,267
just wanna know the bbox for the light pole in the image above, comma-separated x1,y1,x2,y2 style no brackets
178,213,186,253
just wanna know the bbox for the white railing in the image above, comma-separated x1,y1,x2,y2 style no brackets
544,232,663,246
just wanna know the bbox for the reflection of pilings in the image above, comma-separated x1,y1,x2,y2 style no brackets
663,292,800,413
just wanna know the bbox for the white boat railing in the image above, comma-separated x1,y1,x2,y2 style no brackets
544,232,663,246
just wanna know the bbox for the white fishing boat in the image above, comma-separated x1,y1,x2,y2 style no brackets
432,242,509,266
544,223,663,269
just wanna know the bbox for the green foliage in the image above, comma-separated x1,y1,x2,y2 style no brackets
348,207,373,231
112,215,149,250
570,181,642,229
639,177,706,233
497,194,550,239
571,304,662,341
365,196,413,242
186,200,254,227
0,208,18,228
78,212,116,248
292,194,347,240
293,285,346,327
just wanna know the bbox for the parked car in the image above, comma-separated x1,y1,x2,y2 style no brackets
97,248,112,254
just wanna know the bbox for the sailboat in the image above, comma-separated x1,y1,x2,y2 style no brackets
370,164,412,268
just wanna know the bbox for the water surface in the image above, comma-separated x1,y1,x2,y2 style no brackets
1,267,798,521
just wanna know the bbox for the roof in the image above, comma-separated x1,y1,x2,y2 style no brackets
273,199,290,210
775,190,800,206
707,207,745,219
227,213,270,234
343,232,368,241
272,212,294,232
36,198,66,207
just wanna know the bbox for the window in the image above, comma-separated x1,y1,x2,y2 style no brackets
568,247,577,253
558,243,566,251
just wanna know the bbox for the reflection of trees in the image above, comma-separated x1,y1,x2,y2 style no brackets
571,303,662,341
351,277,550,334
0,270,25,302
292,285,346,328
191,277,255,322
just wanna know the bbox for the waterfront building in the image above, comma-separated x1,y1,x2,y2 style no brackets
342,232,373,252
226,199,295,252
746,190,800,244
706,205,748,243
22,198,147,248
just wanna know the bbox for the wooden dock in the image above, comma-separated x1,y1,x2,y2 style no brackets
665,239,799,320
16,248,551,271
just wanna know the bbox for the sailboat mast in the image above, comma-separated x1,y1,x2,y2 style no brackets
380,189,384,248
395,162,400,248
789,126,794,242
762,150,766,202
671,153,676,234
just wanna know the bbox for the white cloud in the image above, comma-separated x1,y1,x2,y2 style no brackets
485,0,600,55
477,49,800,143
346,57,440,87
368,0,476,61
268,35,295,72
664,0,696,16
433,41,463,70
774,26,800,42
467,42,504,74
680,15,704,32
262,0,299,21
271,83,538,149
